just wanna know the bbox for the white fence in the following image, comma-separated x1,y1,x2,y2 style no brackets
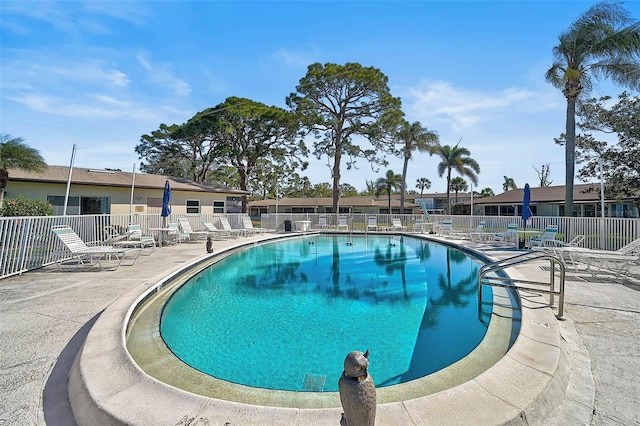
1,213,638,280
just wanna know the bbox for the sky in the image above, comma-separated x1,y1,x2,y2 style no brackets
2,0,639,195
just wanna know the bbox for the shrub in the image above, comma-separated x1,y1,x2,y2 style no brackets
1,196,54,216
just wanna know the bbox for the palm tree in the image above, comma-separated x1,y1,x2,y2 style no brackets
375,169,403,213
435,143,480,214
546,1,640,216
502,176,517,192
0,135,47,209
395,121,439,212
449,176,468,204
416,177,432,197
479,187,495,197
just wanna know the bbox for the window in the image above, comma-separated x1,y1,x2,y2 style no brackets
213,201,225,214
47,195,109,215
186,200,200,214
226,196,242,213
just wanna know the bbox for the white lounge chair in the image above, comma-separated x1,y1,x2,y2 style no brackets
216,216,246,238
412,219,424,233
177,217,208,241
168,222,190,243
240,216,266,235
553,245,638,278
493,223,519,246
337,216,349,231
439,220,462,237
315,216,329,230
124,223,156,254
366,216,378,232
529,225,559,248
386,218,405,231
52,225,141,271
469,221,488,242
203,221,232,240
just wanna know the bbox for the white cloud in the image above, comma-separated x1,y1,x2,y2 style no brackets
401,80,560,132
136,54,191,96
271,47,316,68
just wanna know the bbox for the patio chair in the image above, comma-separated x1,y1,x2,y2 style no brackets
412,218,424,233
216,216,246,238
177,217,208,241
123,224,156,254
315,216,329,230
52,225,141,271
203,221,232,240
469,221,489,242
366,216,378,232
337,216,349,231
387,218,405,231
168,222,189,244
492,224,519,246
552,245,638,279
528,225,559,248
240,216,267,235
439,220,462,237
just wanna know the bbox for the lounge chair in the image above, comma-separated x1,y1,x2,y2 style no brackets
216,216,246,238
439,220,462,237
469,221,489,242
493,223,519,246
412,219,424,233
337,216,349,231
203,221,232,240
553,245,638,278
240,216,266,235
366,216,378,232
177,217,208,241
52,225,141,271
386,218,405,231
124,224,156,254
529,225,559,248
168,222,190,244
315,216,329,230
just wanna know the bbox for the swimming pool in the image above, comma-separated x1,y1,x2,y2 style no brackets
160,234,493,392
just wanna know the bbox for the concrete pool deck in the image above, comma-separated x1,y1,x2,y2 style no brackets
1,232,639,425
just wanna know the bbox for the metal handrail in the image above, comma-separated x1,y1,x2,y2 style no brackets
478,251,566,319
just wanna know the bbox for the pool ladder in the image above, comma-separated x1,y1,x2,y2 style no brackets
478,251,566,319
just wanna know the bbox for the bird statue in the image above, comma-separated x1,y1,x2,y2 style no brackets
338,349,376,426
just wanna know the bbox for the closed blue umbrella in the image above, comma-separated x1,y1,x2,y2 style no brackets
522,183,532,222
161,180,171,218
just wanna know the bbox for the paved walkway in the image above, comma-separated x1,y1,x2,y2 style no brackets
1,234,638,425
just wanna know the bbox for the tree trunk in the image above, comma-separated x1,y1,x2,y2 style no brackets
0,169,8,209
564,95,577,217
401,154,409,213
446,169,452,214
332,138,342,214
238,167,248,213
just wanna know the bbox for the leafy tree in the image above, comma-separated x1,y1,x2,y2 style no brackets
312,182,333,198
2,196,53,217
137,122,227,182
394,120,439,212
287,62,403,212
435,143,480,214
361,179,377,196
191,97,308,211
416,177,432,197
533,164,553,187
502,176,517,192
0,135,47,210
545,0,640,216
209,165,240,188
375,169,403,212
570,92,640,205
339,183,359,198
479,187,495,197
449,176,468,204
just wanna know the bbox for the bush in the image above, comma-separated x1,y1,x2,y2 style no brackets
1,196,54,216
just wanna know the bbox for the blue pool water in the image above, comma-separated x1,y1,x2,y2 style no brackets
161,235,492,392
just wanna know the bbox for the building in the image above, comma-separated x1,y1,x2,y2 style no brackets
471,183,639,218
5,165,249,215
248,192,469,217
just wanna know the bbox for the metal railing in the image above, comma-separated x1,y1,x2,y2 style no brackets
477,251,566,319
1,212,638,280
